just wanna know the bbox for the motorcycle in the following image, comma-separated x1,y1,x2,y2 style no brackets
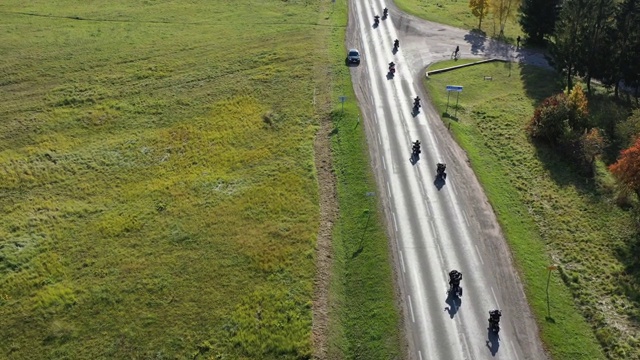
383,8,388,18
413,96,421,111
489,310,502,333
412,141,421,156
393,39,400,51
437,163,447,179
389,62,396,75
448,270,463,297
374,15,380,26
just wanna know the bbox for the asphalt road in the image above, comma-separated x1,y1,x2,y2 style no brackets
346,1,550,359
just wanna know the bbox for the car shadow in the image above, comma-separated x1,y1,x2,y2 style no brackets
444,291,462,318
344,59,360,67
486,328,500,355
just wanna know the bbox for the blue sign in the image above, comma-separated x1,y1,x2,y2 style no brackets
446,85,463,92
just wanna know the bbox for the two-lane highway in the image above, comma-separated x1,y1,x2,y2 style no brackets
346,1,549,359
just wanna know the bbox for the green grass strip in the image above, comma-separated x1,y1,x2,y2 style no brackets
325,1,404,359
424,62,606,359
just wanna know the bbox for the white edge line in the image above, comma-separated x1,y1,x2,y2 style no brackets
387,181,392,198
429,221,436,238
408,295,415,322
418,350,423,360
382,156,386,170
399,250,406,273
462,211,470,227
378,132,382,145
491,287,499,307
475,244,484,265
392,212,398,232
511,342,521,360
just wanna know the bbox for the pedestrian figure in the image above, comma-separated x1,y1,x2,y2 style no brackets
454,45,460,59
516,36,521,49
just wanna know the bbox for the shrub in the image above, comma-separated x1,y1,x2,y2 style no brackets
527,93,572,143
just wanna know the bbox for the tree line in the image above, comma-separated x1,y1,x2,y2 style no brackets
470,0,640,97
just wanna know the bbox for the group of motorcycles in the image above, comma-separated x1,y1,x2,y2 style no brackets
372,5,502,337
373,7,389,26
448,270,503,334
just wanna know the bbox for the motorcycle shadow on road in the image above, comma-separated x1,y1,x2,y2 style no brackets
433,175,446,190
392,47,398,55
386,72,395,80
409,153,419,165
485,329,500,355
444,292,462,318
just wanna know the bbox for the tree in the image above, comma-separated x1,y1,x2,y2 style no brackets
610,137,640,198
610,0,640,98
519,0,561,44
527,84,590,144
567,84,589,132
490,0,522,35
580,0,615,94
470,0,491,29
527,93,571,143
579,128,606,175
552,0,592,90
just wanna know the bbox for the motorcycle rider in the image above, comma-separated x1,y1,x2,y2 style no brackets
448,270,462,293
389,61,396,73
413,140,421,154
394,39,400,49
413,96,421,108
383,7,389,17
489,310,502,331
374,15,380,25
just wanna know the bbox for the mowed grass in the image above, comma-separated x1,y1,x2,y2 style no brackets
424,62,639,358
324,2,404,359
0,0,332,358
395,0,524,43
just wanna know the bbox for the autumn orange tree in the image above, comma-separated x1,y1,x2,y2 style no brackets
610,137,640,198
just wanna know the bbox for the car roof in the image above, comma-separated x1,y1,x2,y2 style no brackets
348,49,359,52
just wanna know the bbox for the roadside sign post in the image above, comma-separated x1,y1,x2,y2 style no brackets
445,85,463,117
339,95,347,116
356,192,376,256
546,264,558,319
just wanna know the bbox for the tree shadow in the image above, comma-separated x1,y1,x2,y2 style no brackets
612,229,640,331
518,63,563,106
464,29,486,55
485,328,500,356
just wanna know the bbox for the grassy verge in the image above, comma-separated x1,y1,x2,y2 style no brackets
0,1,332,358
324,1,404,359
424,62,619,359
394,0,523,42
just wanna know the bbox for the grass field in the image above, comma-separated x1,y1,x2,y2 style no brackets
425,61,640,359
0,0,403,359
395,0,524,44
0,0,323,358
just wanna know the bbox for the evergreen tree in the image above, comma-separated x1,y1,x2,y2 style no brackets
518,0,561,44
